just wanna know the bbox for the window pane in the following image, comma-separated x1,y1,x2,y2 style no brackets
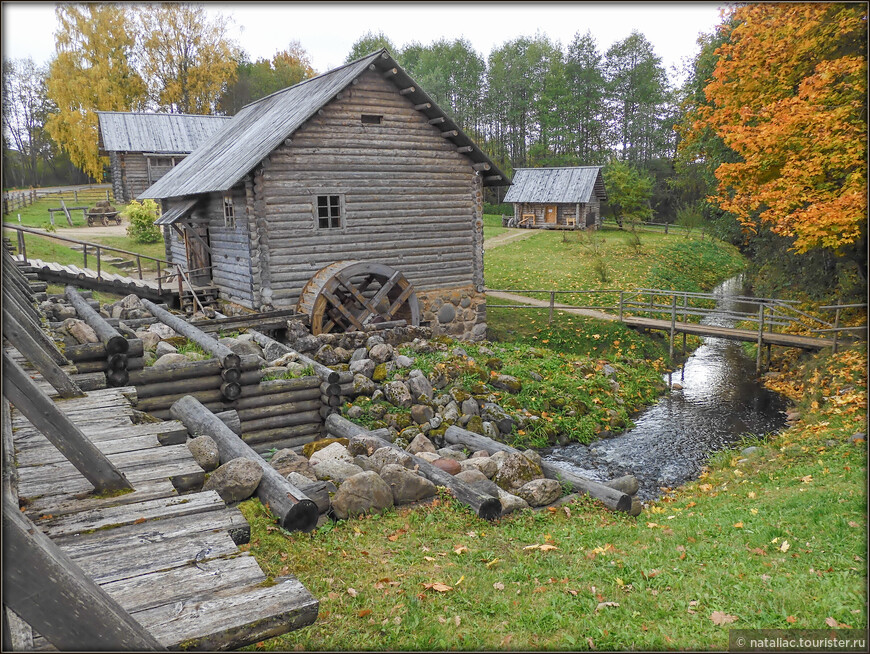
318,196,328,208
318,206,329,218
330,216,340,228
319,217,329,228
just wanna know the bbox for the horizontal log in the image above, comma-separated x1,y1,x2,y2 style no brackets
127,355,261,386
65,286,127,355
134,374,224,399
73,357,144,374
442,426,632,513
325,414,501,520
240,409,323,434
65,339,144,362
170,396,318,532
242,423,324,447
234,399,321,422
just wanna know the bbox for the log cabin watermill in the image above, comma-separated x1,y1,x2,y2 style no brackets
296,261,420,334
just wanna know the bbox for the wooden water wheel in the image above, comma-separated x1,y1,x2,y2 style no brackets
296,261,421,335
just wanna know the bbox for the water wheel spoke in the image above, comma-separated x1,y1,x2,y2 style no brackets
356,274,377,296
321,288,365,331
335,271,378,324
384,283,415,320
364,271,403,323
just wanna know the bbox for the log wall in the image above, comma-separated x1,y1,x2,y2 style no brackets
199,191,255,307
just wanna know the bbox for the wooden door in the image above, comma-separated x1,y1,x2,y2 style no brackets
184,225,212,286
545,205,557,224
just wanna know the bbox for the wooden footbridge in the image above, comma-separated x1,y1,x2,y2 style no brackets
2,253,318,650
487,288,866,370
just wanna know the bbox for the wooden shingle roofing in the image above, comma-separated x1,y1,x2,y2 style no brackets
503,167,607,204
140,49,509,200
96,112,232,154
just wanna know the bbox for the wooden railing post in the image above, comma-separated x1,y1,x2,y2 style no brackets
682,293,688,355
669,295,677,359
82,243,88,269
756,303,765,374
136,255,143,279
17,230,26,263
96,245,101,279
157,260,162,294
548,291,555,325
618,291,624,321
833,304,841,354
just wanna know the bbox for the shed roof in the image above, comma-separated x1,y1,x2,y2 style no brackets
503,167,606,204
140,49,508,200
97,112,232,154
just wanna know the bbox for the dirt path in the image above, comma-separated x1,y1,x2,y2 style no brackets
28,223,128,239
486,291,618,322
483,228,537,250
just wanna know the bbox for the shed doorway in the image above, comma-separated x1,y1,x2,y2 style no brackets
184,224,212,286
545,205,557,224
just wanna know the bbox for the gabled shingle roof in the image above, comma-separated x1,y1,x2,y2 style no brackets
503,167,607,204
140,49,508,200
97,112,231,154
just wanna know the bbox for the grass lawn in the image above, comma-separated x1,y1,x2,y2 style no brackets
483,213,508,240
240,345,866,651
3,191,117,229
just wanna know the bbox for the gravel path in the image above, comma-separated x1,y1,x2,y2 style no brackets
483,229,536,250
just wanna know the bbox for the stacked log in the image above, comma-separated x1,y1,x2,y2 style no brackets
64,340,145,375
64,286,134,387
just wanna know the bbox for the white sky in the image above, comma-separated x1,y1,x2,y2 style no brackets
1,1,725,84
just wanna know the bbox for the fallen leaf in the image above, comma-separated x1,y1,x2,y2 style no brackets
825,617,838,628
733,522,744,529
454,545,468,555
438,616,447,624
347,588,358,597
393,616,402,625
493,582,505,591
596,601,620,611
787,616,797,623
423,556,436,562
848,521,859,528
710,611,738,625
453,615,461,626
485,558,500,568
539,543,558,551
327,592,339,600
563,506,572,518
422,582,452,593
750,508,759,515
134,517,146,524
779,540,790,553
358,609,372,617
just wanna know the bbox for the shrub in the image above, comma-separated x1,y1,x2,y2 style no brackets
125,199,162,244
483,202,512,215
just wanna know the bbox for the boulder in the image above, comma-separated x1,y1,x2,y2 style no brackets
407,433,436,455
312,459,365,484
309,442,353,466
368,343,394,364
372,363,388,382
415,452,440,463
348,434,393,457
521,449,543,468
470,477,502,499
302,437,349,459
436,447,467,462
314,344,341,367
136,331,161,352
383,381,412,408
62,319,99,344
270,449,317,481
368,447,414,473
352,374,377,396
155,341,178,358
203,458,263,503
147,322,178,339
394,354,414,369
432,458,461,475
407,374,434,401
365,335,385,349
349,358,376,379
227,340,263,358
459,457,498,479
515,478,561,507
497,488,530,515
465,415,484,434
410,404,435,425
482,421,501,441
331,471,394,520
491,374,522,393
455,469,489,485
470,450,490,458
187,435,220,472
441,401,460,423
350,347,368,362
460,398,479,416
493,452,544,492
379,464,437,504
481,403,515,435
346,405,364,420
152,353,191,368
333,347,353,364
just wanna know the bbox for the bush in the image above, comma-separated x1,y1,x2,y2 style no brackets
483,202,512,215
124,199,162,244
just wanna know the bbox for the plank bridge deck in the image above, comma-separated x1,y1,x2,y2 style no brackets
6,357,318,651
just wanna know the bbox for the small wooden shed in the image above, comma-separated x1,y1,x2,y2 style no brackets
140,50,509,341
503,167,607,229
97,112,232,204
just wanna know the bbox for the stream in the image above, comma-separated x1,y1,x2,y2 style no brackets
543,276,790,501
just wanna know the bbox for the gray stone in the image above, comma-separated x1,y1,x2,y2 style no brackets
350,347,368,362
331,471,394,520
602,364,618,377
470,323,488,340
146,322,177,339
490,450,510,468
851,433,866,443
54,305,78,321
394,354,414,369
228,340,263,358
455,469,489,485
350,358,375,378
368,343,394,364
740,446,760,456
529,371,544,382
314,344,340,366
482,421,500,441
152,353,192,367
459,456,497,479
379,464,437,504
410,404,435,425
62,318,99,344
383,380,412,408
494,452,543,492
203,458,263,503
294,335,320,354
491,374,522,393
286,471,317,490
407,433,437,455
470,478,502,498
436,447,467,462
269,351,299,367
452,346,468,357
437,304,456,324
515,478,562,507
346,405,364,420
441,400,460,423
119,294,143,310
352,374,377,396
460,398,479,416
416,451,440,463
481,403,515,434
312,459,365,484
270,449,317,481
521,449,542,468
187,435,220,472
136,331,161,352
309,442,353,466
333,347,353,363
368,447,414,473
155,341,178,358
497,488,529,515
352,455,377,472
428,414,443,430
285,319,310,341
348,434,393,457
365,335,385,349
471,450,490,458
407,374,434,401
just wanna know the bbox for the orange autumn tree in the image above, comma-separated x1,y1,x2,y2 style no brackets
683,3,866,262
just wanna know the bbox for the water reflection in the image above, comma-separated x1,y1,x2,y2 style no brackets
544,277,789,500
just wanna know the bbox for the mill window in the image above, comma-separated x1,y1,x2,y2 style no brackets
361,114,383,125
223,195,235,228
316,194,342,229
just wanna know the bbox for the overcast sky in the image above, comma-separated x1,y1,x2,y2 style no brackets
2,2,725,84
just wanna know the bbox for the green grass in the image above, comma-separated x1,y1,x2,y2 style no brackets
239,344,866,649
3,193,115,229
483,213,508,240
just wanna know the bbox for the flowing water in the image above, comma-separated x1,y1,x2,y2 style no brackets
544,276,790,501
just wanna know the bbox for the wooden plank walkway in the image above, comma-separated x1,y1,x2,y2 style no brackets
6,356,319,650
487,291,836,351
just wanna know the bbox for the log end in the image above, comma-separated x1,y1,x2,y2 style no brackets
478,497,502,521
220,381,242,401
222,353,242,370
106,369,129,388
280,499,320,533
105,335,129,355
613,493,633,513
